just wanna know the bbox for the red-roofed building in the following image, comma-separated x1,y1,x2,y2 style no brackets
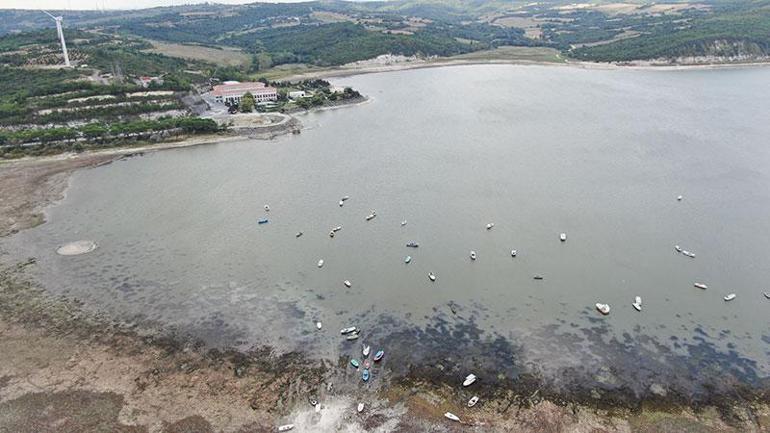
211,81,278,105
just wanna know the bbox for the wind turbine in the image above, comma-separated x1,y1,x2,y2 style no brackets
42,10,71,67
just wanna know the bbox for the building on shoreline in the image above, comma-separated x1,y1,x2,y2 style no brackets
211,81,278,105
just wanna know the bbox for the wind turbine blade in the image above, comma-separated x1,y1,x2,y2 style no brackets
41,10,58,20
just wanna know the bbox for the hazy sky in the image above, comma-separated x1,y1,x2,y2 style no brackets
1,0,304,10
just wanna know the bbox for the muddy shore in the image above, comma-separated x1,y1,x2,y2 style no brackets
1,90,769,431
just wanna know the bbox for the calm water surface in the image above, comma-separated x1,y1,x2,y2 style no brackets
6,65,770,396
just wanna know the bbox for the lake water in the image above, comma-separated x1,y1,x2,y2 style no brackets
6,65,770,399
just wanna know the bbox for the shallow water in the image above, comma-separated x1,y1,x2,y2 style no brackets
5,65,770,398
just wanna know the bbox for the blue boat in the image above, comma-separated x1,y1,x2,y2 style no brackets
350,359,360,368
362,369,370,382
373,350,384,362
258,219,269,224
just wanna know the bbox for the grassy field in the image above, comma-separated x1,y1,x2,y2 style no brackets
144,40,252,68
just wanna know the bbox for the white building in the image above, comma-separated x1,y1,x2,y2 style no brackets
211,81,278,105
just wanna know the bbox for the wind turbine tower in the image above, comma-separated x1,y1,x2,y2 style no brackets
42,10,71,67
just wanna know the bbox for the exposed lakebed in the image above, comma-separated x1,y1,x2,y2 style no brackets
5,65,770,404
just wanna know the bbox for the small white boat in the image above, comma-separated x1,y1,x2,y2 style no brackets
405,255,412,264
316,321,322,330
277,425,294,432
296,232,303,238
683,251,696,258
675,245,682,253
694,283,708,290
366,211,376,221
340,326,357,334
357,403,364,413
401,220,407,226
264,205,270,211
511,249,517,257
470,251,477,260
560,233,567,242
632,296,642,312
764,292,770,299
486,223,494,230
344,280,352,288
467,396,479,407
533,274,543,280
329,231,335,238
677,195,683,201
317,259,324,268
363,345,370,357
339,200,344,207
333,226,342,232
341,196,350,201
444,412,461,422
346,333,359,341
428,272,436,281
463,373,477,387
724,293,736,301
595,303,611,315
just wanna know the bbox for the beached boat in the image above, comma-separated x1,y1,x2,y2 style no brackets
429,272,436,281
405,255,412,264
470,251,477,260
317,259,324,268
258,219,269,224
444,412,460,422
350,359,360,368
694,283,708,290
374,350,384,361
363,345,370,357
357,403,364,413
340,326,357,335
362,369,370,382
264,205,270,211
675,245,682,252
406,242,419,248
344,280,352,288
486,223,494,230
316,321,322,330
277,424,294,432
511,250,517,257
595,303,611,315
468,396,479,407
533,275,543,280
463,373,477,387
296,232,303,238
560,233,567,242
724,293,736,301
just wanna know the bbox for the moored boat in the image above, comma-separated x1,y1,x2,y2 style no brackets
258,219,269,224
429,272,436,281
373,350,384,361
366,212,376,221
339,200,344,207
764,292,770,299
486,223,494,230
406,242,419,248
694,283,708,290
277,424,294,432
340,326,357,335
511,249,517,257
350,359,360,368
362,369,370,382
405,255,411,264
296,232,303,238
632,296,642,312
341,196,350,201
357,403,364,413
463,373,477,387
468,396,479,407
560,233,567,242
533,274,543,280
317,259,324,268
333,226,342,232
675,245,682,252
595,303,611,315
329,231,334,238
401,220,407,226
316,321,322,330
444,412,460,422
470,250,477,260
264,205,270,211
363,345,370,357
344,280,352,288
724,293,736,301
346,333,360,341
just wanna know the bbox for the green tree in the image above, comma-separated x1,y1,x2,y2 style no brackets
240,92,255,112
